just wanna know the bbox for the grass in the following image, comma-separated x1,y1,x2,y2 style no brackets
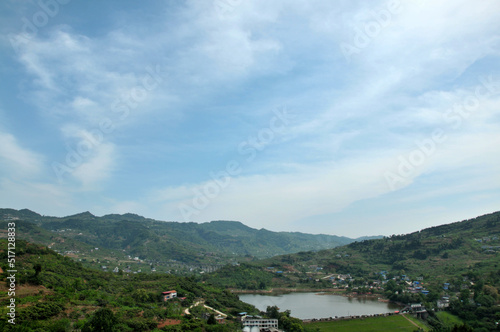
435,311,462,328
305,314,430,331
404,314,430,330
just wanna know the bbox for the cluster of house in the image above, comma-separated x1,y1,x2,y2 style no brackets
329,274,353,287
2,214,19,221
475,236,500,252
475,236,499,243
406,280,429,295
266,267,284,274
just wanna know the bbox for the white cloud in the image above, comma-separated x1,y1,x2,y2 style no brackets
0,178,72,216
71,142,116,189
0,131,43,177
2,0,499,236
149,152,397,229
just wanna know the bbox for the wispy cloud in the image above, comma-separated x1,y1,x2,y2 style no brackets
0,131,43,177
1,0,499,235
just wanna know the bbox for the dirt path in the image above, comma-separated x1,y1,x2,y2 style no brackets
401,314,420,329
184,301,227,318
184,301,201,315
202,304,227,318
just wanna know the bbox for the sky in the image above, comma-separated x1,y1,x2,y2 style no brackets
0,0,499,237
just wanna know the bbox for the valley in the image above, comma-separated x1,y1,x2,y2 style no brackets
0,208,377,274
1,209,500,331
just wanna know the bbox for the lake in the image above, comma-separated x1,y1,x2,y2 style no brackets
239,292,400,320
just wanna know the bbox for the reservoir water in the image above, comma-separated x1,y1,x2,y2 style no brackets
239,292,400,320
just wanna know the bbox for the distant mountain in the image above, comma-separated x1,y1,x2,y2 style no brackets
1,208,42,220
0,208,376,272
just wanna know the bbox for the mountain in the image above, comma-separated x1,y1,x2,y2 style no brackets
202,211,500,290
293,210,500,279
0,208,375,273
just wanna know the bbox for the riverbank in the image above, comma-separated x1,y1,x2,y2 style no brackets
230,287,346,294
302,311,399,323
231,288,387,300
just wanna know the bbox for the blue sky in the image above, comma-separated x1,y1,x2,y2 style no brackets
1,0,499,237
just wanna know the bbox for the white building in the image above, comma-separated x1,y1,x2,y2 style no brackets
242,317,279,329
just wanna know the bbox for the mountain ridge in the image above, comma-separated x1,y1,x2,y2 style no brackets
0,208,379,239
0,208,376,273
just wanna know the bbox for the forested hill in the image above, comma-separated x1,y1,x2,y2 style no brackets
0,208,376,269
253,210,500,279
0,239,257,331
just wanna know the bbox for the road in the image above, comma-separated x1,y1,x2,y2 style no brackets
184,300,227,318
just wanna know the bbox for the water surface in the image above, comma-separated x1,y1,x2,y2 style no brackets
239,292,399,320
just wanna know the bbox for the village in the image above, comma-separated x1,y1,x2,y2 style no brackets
154,263,468,332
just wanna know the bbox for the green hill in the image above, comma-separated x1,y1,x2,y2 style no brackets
201,211,500,290
264,210,500,280
0,239,258,331
0,208,371,273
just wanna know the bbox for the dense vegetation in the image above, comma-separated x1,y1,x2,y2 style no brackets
0,208,373,273
0,239,256,331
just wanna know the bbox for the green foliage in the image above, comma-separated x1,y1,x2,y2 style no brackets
22,302,63,321
123,317,157,331
266,305,280,319
202,263,275,289
0,239,257,331
207,313,216,325
82,308,117,332
0,208,361,270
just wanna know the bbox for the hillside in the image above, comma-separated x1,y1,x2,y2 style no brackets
202,211,500,290
267,210,500,279
0,239,259,331
0,208,373,273
201,211,500,330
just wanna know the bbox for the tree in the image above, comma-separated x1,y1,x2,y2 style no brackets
451,323,473,332
483,285,498,300
266,306,280,319
207,314,216,325
83,308,117,332
386,279,397,292
34,263,42,276
460,289,471,304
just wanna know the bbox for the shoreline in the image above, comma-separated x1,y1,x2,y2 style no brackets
230,288,345,294
232,288,390,301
